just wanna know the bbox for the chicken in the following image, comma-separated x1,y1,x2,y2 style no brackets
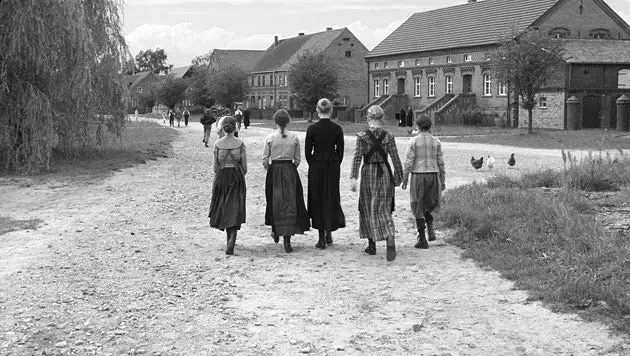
471,156,484,169
508,153,516,168
487,155,496,169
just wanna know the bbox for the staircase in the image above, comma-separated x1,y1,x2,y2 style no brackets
359,94,410,124
417,94,454,121
434,94,476,125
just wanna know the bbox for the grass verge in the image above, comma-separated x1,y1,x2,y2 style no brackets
441,154,630,335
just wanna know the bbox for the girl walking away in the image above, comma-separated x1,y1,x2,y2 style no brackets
305,98,346,249
350,105,403,262
262,109,310,253
402,115,446,249
209,116,247,255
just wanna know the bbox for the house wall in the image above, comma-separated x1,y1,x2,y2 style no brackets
518,90,566,129
536,0,630,39
128,75,161,114
366,46,510,116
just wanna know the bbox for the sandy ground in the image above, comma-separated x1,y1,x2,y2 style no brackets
0,121,628,356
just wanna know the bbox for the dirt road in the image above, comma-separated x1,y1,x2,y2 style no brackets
1,121,628,355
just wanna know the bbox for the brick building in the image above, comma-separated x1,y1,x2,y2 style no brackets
364,0,630,129
248,28,369,111
125,71,161,114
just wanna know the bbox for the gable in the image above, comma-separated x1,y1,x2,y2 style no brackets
535,0,630,39
210,50,265,71
367,0,558,58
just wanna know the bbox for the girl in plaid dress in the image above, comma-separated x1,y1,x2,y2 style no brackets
350,105,403,261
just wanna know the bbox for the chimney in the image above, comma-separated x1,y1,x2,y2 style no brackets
298,32,305,36
326,27,333,31
274,36,278,47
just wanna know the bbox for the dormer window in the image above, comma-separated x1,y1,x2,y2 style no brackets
398,60,404,67
590,28,611,39
384,62,389,69
446,56,452,63
374,63,379,69
549,27,570,39
464,54,472,62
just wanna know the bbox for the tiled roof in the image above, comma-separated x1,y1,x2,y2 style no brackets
126,71,155,89
367,0,558,58
251,28,346,72
212,50,265,71
170,65,192,78
563,39,630,63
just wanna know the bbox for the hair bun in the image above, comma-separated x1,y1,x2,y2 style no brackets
316,98,333,114
367,105,384,121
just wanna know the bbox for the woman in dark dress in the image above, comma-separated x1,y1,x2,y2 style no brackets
209,116,247,255
305,98,346,249
262,109,310,253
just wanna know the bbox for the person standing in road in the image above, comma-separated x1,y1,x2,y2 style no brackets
168,108,175,127
262,109,310,253
305,98,346,249
201,108,216,147
243,108,250,129
406,106,414,134
175,107,182,127
183,108,190,127
234,106,243,131
209,116,247,255
401,114,446,249
350,105,403,261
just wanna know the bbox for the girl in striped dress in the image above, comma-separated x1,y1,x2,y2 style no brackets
350,105,403,261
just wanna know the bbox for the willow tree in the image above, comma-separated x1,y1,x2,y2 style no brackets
0,0,129,172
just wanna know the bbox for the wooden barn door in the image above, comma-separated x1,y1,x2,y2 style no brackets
583,95,601,128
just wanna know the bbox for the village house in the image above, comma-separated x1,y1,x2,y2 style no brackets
248,27,369,112
125,71,161,114
364,0,630,129
206,49,265,72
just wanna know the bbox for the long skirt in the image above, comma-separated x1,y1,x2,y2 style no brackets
209,167,246,230
358,163,396,242
265,161,310,236
409,172,441,219
307,160,346,231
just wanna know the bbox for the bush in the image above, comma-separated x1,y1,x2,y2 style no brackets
561,150,630,191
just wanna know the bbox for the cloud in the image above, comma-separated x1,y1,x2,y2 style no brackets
346,20,405,50
125,23,272,66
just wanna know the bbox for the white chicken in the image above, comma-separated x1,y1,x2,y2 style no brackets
487,155,496,169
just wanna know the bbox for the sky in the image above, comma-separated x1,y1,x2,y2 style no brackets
123,0,630,68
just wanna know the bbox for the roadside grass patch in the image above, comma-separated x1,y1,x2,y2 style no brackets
0,216,44,236
441,151,630,335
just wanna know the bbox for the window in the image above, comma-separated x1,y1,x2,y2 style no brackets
498,81,507,96
484,52,491,61
464,54,472,62
383,79,389,95
538,96,547,109
384,62,389,69
270,74,273,86
483,74,492,96
136,87,143,93
131,98,138,107
428,77,435,97
590,28,611,39
549,27,570,39
374,63,379,69
446,56,452,64
374,80,380,97
398,60,404,67
251,77,255,86
257,76,261,86
284,75,289,87
415,59,420,66
445,75,453,94
343,37,350,41
429,57,434,65
414,77,421,97
262,76,266,86
345,51,352,58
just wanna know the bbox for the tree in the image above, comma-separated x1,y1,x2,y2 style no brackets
0,0,128,172
191,51,212,67
492,29,566,133
207,65,250,109
138,90,157,113
288,51,339,121
155,75,188,110
186,67,215,108
136,48,172,75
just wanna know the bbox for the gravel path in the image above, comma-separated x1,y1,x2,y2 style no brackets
0,122,628,355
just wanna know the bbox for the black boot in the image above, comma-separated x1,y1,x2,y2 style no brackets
426,220,436,242
414,219,429,249
315,229,326,249
325,230,333,245
271,230,279,243
386,237,396,261
226,228,237,255
283,236,293,253
364,239,376,255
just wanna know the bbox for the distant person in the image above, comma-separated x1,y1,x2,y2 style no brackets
175,107,182,127
183,108,190,127
406,106,414,127
209,116,247,255
217,109,239,138
402,114,446,249
234,106,243,131
168,109,175,127
305,98,346,249
201,109,217,147
262,109,310,253
399,107,406,127
243,108,251,129
134,108,139,121
350,105,403,261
